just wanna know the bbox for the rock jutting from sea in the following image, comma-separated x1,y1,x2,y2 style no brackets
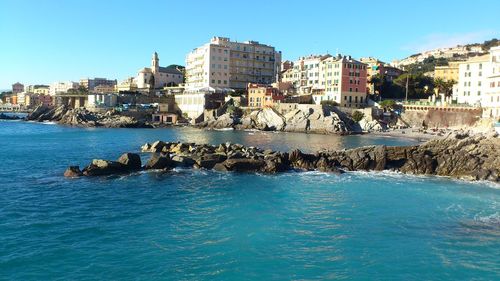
26,105,153,128
65,132,500,182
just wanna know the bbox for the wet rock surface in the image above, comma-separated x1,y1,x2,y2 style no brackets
66,132,500,182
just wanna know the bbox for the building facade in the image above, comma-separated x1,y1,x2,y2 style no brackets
136,52,184,89
282,54,368,107
434,61,460,82
50,81,79,96
12,82,24,94
483,46,500,119
455,55,490,106
247,83,284,108
185,37,281,90
80,78,117,91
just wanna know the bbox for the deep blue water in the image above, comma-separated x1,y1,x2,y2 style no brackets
0,121,499,280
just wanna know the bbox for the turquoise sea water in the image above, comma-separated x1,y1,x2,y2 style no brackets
0,121,499,280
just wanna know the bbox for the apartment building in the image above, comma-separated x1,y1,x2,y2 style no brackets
483,46,500,119
49,81,79,95
185,37,281,90
283,54,368,107
455,55,490,106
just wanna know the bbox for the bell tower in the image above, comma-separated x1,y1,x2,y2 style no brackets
152,52,159,74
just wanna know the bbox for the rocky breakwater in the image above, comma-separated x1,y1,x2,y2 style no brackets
27,105,152,128
65,132,499,182
198,107,361,135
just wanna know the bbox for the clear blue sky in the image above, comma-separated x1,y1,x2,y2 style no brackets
1,0,499,89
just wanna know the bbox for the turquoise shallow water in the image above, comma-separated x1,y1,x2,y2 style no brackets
0,121,499,280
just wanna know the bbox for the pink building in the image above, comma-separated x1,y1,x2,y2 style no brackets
313,55,368,108
12,82,24,94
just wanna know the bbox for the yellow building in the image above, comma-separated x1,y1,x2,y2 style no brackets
33,86,50,95
434,61,460,82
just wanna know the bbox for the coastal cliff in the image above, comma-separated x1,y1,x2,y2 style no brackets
65,132,500,182
27,105,152,128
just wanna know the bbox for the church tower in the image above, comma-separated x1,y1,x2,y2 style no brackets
152,52,159,74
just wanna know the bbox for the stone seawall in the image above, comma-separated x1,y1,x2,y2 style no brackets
401,107,482,128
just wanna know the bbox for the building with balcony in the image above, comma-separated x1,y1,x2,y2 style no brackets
483,46,500,119
185,37,281,90
283,54,368,107
455,54,490,106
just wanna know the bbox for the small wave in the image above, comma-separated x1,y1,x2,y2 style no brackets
214,128,234,131
474,212,500,226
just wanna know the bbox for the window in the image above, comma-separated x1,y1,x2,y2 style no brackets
349,88,352,92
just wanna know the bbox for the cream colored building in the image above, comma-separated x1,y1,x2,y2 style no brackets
49,81,79,95
483,46,500,119
117,77,138,92
185,37,281,90
455,55,490,106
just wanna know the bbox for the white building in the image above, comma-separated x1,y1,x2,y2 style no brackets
136,52,183,89
483,46,500,119
185,37,281,90
87,94,118,109
16,92,27,106
455,55,490,106
49,81,79,96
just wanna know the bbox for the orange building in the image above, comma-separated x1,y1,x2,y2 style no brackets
247,83,284,108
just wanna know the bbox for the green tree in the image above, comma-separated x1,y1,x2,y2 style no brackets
393,73,433,99
351,110,365,122
320,100,339,106
369,74,382,96
379,99,396,110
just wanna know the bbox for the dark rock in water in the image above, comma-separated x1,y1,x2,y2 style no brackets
144,153,174,170
194,154,226,169
117,153,142,170
67,134,500,182
0,113,22,120
216,158,266,172
83,159,129,176
64,166,83,177
288,149,318,170
171,155,196,167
